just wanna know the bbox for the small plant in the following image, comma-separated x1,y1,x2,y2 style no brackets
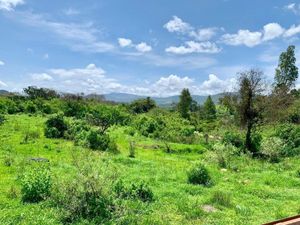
296,169,300,178
0,114,6,125
86,130,110,151
211,190,232,207
7,186,18,199
21,164,51,203
129,141,135,158
261,137,285,163
114,180,154,202
3,155,14,167
45,114,68,138
187,163,212,186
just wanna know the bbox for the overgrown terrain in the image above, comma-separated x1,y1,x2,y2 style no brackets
1,46,300,224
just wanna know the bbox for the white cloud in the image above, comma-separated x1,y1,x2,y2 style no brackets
200,74,234,94
118,38,132,47
0,60,5,66
164,16,192,34
221,29,262,47
135,42,152,52
31,73,53,81
165,41,221,54
0,0,24,11
0,80,7,87
43,53,49,59
263,23,285,41
284,3,300,14
284,24,300,37
190,28,218,41
14,11,115,53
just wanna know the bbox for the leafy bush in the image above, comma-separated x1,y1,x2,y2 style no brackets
187,164,212,186
276,123,300,156
25,101,37,114
21,164,51,203
86,130,110,150
45,114,68,138
114,180,154,202
211,191,232,207
261,137,285,162
0,114,6,125
51,156,116,223
222,131,244,148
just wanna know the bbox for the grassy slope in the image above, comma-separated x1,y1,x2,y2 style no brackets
1,115,300,224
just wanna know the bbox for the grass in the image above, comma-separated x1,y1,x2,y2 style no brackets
1,114,300,224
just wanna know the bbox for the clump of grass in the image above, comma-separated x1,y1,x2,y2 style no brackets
7,186,18,199
129,141,135,158
3,155,14,167
210,190,232,207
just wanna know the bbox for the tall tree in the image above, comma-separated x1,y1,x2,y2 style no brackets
178,88,192,119
238,69,265,155
274,45,298,91
203,95,217,120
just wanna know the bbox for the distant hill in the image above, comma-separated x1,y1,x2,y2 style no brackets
103,92,227,107
0,90,9,95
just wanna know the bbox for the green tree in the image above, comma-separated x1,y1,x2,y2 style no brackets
203,95,216,120
129,97,156,114
238,69,265,155
178,88,192,119
274,45,298,91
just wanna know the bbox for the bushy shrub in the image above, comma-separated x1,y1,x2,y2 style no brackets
0,114,6,125
276,123,300,156
222,131,244,148
187,164,212,186
86,130,110,150
51,157,116,223
25,101,37,114
21,164,51,203
45,114,68,138
261,137,285,162
114,180,154,202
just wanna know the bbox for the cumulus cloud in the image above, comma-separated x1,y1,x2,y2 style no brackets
31,73,53,81
263,23,285,41
118,38,152,53
284,24,300,37
118,38,132,47
135,42,152,52
0,0,24,11
64,8,79,16
165,41,221,54
164,16,217,41
221,29,262,47
221,22,300,47
0,60,5,66
199,74,235,94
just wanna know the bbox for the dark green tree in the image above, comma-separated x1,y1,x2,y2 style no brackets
274,45,298,91
178,88,192,119
203,95,216,120
238,69,265,155
129,97,156,114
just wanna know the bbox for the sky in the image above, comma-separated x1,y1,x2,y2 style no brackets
1,0,300,97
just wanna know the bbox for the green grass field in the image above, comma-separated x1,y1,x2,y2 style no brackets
1,114,300,224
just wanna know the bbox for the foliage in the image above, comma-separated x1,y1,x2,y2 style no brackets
211,191,232,207
24,86,59,100
45,114,68,138
114,180,154,202
274,45,298,90
86,130,111,151
261,137,285,162
129,141,135,158
203,95,217,120
238,69,265,155
0,114,6,125
275,123,300,156
187,163,212,186
178,88,192,119
222,131,244,149
129,97,156,114
21,164,51,203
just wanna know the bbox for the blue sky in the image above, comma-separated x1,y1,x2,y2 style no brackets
0,0,300,96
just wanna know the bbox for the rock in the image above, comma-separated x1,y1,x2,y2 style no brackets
202,205,217,213
220,168,227,172
29,157,49,162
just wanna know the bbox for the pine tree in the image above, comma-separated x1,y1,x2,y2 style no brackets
178,88,192,119
203,95,216,120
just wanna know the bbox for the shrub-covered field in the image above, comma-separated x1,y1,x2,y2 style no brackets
1,114,300,225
